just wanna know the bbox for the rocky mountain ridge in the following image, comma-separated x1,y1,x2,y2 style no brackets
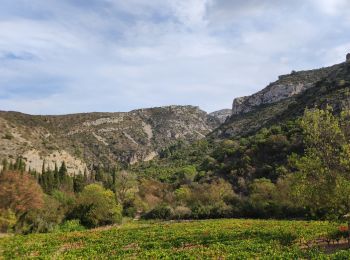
213,57,350,138
0,105,220,174
232,63,341,115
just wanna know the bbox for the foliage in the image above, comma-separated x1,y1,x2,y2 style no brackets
0,209,17,233
69,184,122,228
290,107,350,219
143,204,173,220
0,171,44,225
0,219,346,259
54,219,85,233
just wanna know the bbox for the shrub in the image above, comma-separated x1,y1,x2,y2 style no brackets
55,220,85,232
0,209,17,233
70,184,122,228
172,206,192,219
2,133,13,140
143,204,173,220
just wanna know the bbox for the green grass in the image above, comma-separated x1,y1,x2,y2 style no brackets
0,219,349,259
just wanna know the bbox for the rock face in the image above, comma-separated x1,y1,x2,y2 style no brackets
0,106,220,174
347,53,350,62
209,109,232,123
212,60,350,139
232,64,341,115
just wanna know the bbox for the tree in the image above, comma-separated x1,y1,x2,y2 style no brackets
73,174,86,193
59,161,68,181
58,161,73,192
247,178,278,218
114,171,137,205
71,184,122,228
290,107,350,219
0,171,44,225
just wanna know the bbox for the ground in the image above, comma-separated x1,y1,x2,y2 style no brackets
0,219,349,259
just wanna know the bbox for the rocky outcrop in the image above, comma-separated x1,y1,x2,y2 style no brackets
22,149,88,175
209,109,232,123
232,64,341,115
212,60,350,139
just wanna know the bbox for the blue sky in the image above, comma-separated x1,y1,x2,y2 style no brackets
1,0,350,114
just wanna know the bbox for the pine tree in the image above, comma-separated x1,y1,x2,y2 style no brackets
42,160,46,175
54,162,60,188
73,174,86,193
58,161,73,192
58,161,67,182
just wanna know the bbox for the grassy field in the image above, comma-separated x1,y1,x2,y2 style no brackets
0,219,349,259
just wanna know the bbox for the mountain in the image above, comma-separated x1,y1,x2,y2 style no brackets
209,109,232,123
212,55,350,138
0,105,220,174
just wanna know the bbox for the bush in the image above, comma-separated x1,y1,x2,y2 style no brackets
143,204,173,220
172,206,192,219
2,133,13,140
0,209,17,233
70,184,122,228
55,220,85,233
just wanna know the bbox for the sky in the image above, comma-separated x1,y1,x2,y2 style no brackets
1,0,350,115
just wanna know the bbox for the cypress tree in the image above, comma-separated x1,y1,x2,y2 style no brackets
42,160,46,175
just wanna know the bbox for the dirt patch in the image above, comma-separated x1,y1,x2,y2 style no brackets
173,243,207,252
90,224,119,232
123,243,140,251
53,241,85,258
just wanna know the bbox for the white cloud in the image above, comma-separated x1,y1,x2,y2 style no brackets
312,0,350,15
0,0,350,114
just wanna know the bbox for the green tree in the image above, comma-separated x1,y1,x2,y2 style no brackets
73,174,86,193
58,161,73,192
290,107,350,219
114,171,137,205
72,184,122,228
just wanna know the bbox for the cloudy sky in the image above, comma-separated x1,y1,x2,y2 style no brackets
1,0,350,114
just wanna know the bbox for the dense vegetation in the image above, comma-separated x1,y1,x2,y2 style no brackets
1,218,349,259
129,106,350,220
2,106,350,237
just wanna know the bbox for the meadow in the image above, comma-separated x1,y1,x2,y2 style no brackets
1,218,349,259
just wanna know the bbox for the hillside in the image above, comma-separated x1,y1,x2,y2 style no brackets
0,106,220,174
213,58,350,138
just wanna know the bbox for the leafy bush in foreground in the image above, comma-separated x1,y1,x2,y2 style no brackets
69,184,122,228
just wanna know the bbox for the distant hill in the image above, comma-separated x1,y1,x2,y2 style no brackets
0,106,220,174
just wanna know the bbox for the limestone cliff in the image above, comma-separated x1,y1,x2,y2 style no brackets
212,59,350,139
232,64,341,115
209,109,232,123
